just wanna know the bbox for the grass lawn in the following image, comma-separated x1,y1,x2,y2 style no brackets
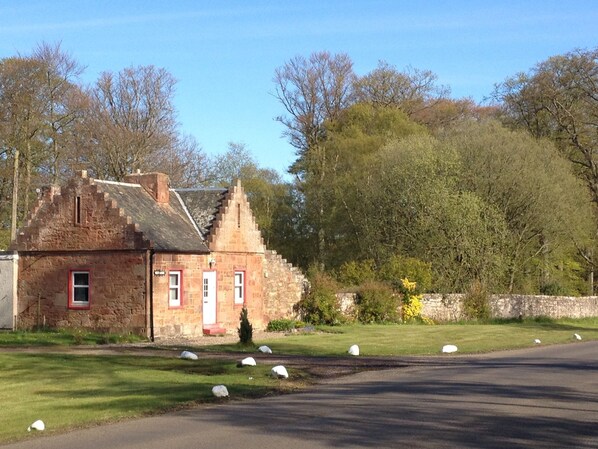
0,353,304,444
2,318,598,443
197,318,598,356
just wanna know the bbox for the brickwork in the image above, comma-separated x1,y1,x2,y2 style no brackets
17,251,147,333
204,181,267,331
152,252,205,337
14,172,147,252
11,172,306,338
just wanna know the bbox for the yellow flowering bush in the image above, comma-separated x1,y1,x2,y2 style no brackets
400,277,425,323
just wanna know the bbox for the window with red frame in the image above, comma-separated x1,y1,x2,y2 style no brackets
234,271,245,304
169,270,182,307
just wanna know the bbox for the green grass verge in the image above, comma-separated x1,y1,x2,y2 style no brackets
0,353,304,444
0,329,147,346
197,318,598,356
2,318,598,443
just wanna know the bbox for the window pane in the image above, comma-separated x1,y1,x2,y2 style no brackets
73,272,89,286
74,286,89,302
169,273,179,287
169,288,179,301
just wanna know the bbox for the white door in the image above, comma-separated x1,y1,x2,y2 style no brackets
202,271,217,325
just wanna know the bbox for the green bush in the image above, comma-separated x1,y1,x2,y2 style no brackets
266,319,305,332
356,281,400,323
237,307,253,345
336,259,377,287
539,282,567,296
294,270,343,325
463,280,490,320
379,255,432,293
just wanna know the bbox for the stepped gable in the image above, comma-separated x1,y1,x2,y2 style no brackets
94,180,209,253
174,187,227,238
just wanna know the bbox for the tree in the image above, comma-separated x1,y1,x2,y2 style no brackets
443,120,595,293
354,61,449,116
33,42,86,183
84,65,179,181
494,48,598,206
273,51,355,268
0,56,47,240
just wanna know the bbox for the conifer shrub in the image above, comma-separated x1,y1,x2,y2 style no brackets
238,307,253,345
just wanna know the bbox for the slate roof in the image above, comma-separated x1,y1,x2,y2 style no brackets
174,188,228,239
94,180,211,253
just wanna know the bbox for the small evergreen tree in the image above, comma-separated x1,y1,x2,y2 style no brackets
238,307,253,345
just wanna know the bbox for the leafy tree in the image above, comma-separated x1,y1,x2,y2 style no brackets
443,120,595,293
273,51,355,268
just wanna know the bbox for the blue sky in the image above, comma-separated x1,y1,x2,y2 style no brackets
1,0,596,176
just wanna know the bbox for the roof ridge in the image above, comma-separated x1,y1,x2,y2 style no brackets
94,179,142,187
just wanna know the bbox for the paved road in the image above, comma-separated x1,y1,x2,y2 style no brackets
5,342,598,449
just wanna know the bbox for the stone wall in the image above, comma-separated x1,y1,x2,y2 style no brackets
262,250,307,323
17,251,147,333
422,294,598,321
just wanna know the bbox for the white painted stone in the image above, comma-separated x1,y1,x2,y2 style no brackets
27,420,45,432
442,344,458,354
212,385,229,398
180,350,198,360
534,339,541,344
574,333,582,340
271,365,289,379
258,345,273,354
348,344,360,356
241,357,257,366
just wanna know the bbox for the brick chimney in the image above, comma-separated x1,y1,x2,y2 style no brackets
124,171,170,204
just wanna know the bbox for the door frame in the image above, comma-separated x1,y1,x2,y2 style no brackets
202,270,217,326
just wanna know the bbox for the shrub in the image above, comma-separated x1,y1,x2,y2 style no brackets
463,280,491,320
336,259,377,287
266,319,305,332
356,281,400,323
399,278,424,322
294,270,343,325
379,255,432,293
539,282,567,296
237,307,253,345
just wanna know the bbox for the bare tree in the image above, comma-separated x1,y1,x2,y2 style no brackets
84,65,178,181
0,57,47,240
33,42,86,183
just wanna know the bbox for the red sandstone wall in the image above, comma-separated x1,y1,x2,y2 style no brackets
14,174,146,252
152,253,205,337
17,252,147,334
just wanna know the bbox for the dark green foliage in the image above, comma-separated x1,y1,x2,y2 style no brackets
355,281,400,323
463,280,491,320
539,282,567,296
294,269,343,325
266,319,305,332
237,307,253,345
